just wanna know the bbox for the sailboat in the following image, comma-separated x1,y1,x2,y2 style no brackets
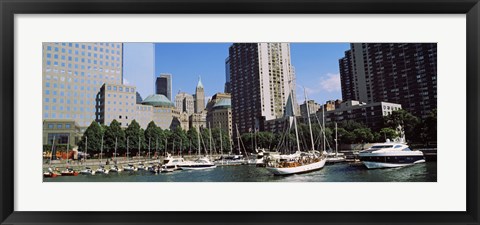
179,126,216,170
214,123,246,166
44,136,61,178
326,123,346,163
95,135,109,174
109,137,122,173
264,88,327,175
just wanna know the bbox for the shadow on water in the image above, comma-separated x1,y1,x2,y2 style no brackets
44,162,437,182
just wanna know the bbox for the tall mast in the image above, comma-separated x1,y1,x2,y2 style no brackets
208,123,213,156
322,105,326,152
219,122,223,155
50,136,55,166
100,135,103,164
197,127,201,157
291,95,301,153
85,136,88,164
66,135,69,165
335,122,338,156
165,138,168,157
138,136,141,161
254,125,258,151
304,88,315,151
114,137,117,162
236,124,241,155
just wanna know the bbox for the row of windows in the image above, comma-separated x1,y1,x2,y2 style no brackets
46,44,121,54
46,52,120,61
44,113,95,120
44,105,95,112
106,85,135,93
45,73,119,81
45,60,121,69
46,123,71,129
48,42,121,48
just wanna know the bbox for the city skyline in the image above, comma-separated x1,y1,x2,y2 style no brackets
124,43,350,105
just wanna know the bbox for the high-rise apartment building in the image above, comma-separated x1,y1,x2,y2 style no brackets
194,77,205,113
175,92,194,116
339,43,437,119
224,57,231,93
155,73,172,100
42,42,123,128
229,43,295,134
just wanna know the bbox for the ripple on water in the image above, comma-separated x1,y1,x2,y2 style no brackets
44,162,437,182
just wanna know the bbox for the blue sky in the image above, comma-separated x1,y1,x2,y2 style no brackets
124,43,350,104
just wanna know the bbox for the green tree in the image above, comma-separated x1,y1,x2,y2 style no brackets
172,126,188,155
187,128,200,155
257,131,275,150
384,109,420,143
144,121,162,158
240,133,254,153
125,120,144,157
378,127,399,141
337,127,355,144
77,121,103,157
353,128,374,144
104,119,125,157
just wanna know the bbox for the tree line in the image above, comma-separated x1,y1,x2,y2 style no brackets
239,109,437,152
74,120,233,158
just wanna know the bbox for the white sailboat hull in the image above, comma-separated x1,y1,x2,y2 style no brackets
266,158,327,175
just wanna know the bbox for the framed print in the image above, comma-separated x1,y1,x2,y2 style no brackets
1,0,479,224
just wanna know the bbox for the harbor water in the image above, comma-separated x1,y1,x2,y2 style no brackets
44,161,437,182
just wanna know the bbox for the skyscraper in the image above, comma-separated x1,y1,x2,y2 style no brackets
194,77,205,113
224,57,231,93
175,92,194,116
155,73,172,100
339,43,437,119
42,42,123,128
229,43,295,134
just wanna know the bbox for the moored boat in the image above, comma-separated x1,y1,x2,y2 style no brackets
61,168,79,176
108,165,122,173
179,157,217,170
358,141,425,169
95,166,109,175
123,164,138,172
79,167,95,175
265,89,327,176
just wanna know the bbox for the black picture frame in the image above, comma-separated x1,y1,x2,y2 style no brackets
1,0,479,224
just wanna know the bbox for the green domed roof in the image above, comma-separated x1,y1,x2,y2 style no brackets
142,94,174,107
213,98,231,109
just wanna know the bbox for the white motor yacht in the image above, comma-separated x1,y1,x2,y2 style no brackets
179,157,217,170
161,154,186,172
358,141,425,169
